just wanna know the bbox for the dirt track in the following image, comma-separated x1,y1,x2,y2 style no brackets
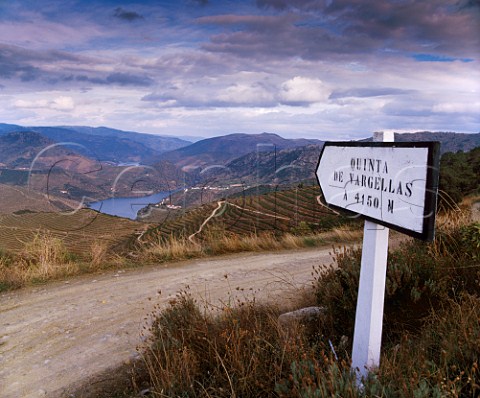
0,247,337,398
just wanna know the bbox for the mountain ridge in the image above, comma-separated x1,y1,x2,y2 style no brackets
0,123,191,163
159,132,323,169
360,131,480,154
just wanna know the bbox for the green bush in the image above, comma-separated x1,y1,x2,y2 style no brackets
460,222,480,259
310,222,480,397
439,147,480,207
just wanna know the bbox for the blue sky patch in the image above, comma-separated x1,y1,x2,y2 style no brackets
412,53,474,63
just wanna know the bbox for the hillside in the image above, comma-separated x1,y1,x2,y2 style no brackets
1,128,478,208
159,132,323,169
137,131,480,212
212,144,323,185
0,208,143,255
28,126,161,164
140,185,353,244
0,183,78,213
0,131,59,168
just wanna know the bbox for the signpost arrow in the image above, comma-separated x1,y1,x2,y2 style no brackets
316,138,440,240
315,132,440,381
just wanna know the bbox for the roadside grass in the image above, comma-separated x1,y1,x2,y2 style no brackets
96,202,480,398
0,231,129,291
141,226,362,263
0,224,361,292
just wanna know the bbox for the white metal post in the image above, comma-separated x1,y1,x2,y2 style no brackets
351,131,393,379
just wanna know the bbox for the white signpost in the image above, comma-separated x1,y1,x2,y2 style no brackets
315,133,440,381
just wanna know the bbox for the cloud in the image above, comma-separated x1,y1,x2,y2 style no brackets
14,96,75,111
0,44,69,82
0,44,155,89
113,7,144,22
199,14,309,59
216,82,276,106
279,77,330,106
51,96,75,111
142,75,331,108
0,12,105,49
205,0,480,61
142,82,275,109
432,101,480,114
198,14,292,26
105,73,154,87
1,0,479,138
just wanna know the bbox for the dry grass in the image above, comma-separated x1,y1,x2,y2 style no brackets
428,195,479,261
142,235,203,262
141,225,362,264
138,292,303,398
0,228,356,291
0,232,129,290
89,240,110,267
0,217,361,291
0,232,77,288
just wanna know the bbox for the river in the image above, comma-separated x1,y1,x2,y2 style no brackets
88,191,170,220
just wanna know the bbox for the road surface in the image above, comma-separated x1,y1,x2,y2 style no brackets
0,247,336,398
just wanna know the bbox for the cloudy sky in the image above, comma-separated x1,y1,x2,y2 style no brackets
0,0,479,140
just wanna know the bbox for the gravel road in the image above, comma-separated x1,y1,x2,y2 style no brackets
0,247,336,398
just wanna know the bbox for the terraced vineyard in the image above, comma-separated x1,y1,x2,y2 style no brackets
0,209,144,256
0,183,79,214
143,185,354,243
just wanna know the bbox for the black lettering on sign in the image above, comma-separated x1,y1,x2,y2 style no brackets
387,199,394,213
334,171,343,183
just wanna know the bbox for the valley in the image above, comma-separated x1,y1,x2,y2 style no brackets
0,126,478,282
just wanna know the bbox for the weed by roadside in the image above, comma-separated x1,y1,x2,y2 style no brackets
0,232,126,291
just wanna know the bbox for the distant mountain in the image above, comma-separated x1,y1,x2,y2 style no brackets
0,131,187,204
160,132,322,169
393,132,480,154
0,123,191,163
194,131,480,188
61,126,191,154
0,123,22,134
151,159,196,188
204,144,323,186
0,131,88,170
359,131,480,154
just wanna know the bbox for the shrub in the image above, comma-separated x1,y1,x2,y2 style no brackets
309,221,480,397
140,291,284,397
460,222,480,259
